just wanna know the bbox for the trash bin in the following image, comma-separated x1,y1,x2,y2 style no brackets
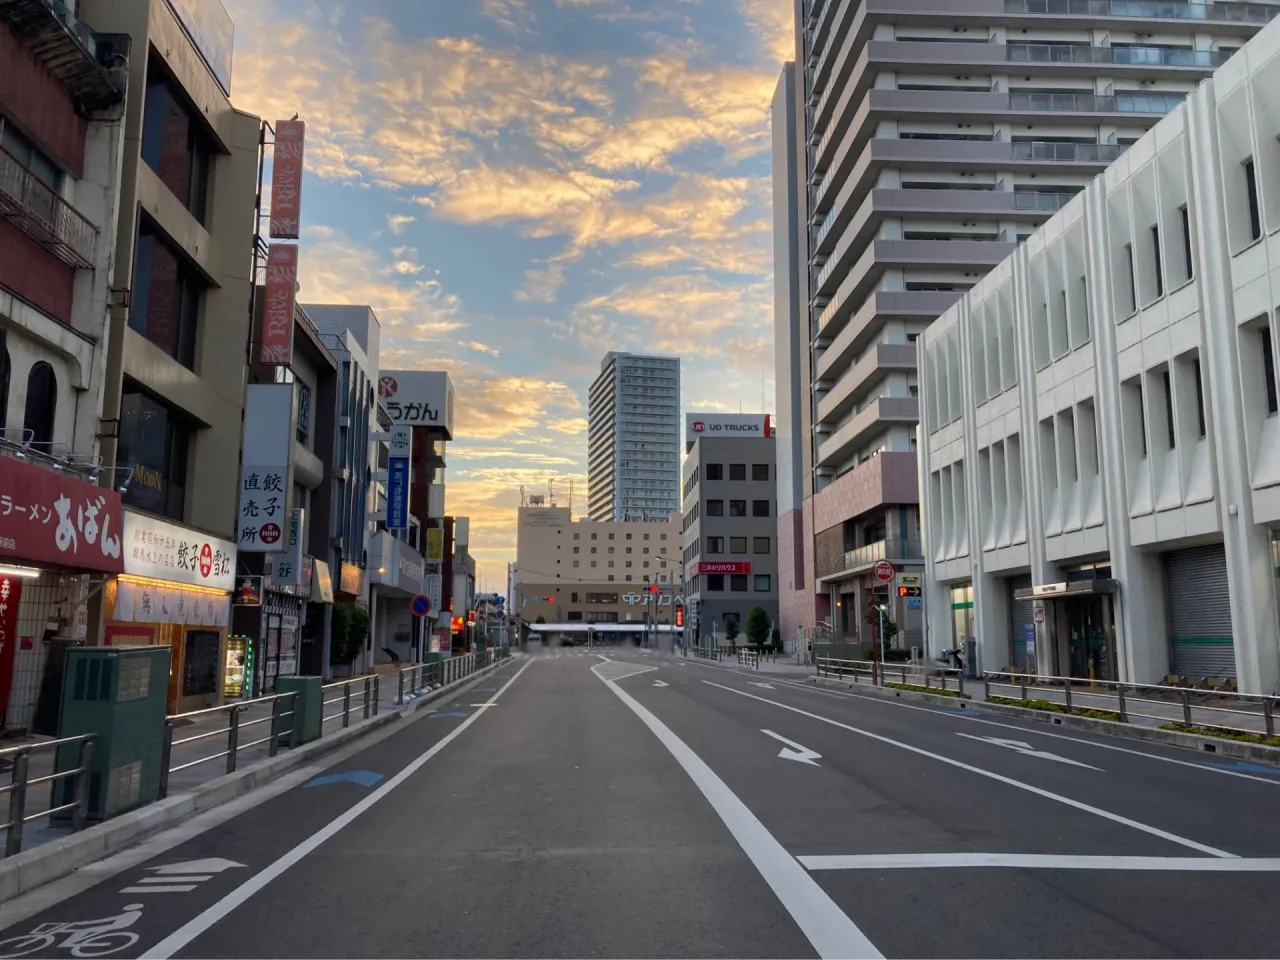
275,676,322,745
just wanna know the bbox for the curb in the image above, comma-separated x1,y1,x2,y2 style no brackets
810,673,1280,764
0,658,512,903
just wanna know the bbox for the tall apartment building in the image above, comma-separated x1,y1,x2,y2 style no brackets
587,351,681,522
775,0,1280,649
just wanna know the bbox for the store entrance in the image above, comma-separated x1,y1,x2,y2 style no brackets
1062,593,1117,681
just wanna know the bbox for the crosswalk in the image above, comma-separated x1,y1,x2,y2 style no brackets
536,648,658,659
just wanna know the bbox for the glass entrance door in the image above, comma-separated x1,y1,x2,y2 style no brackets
1065,594,1116,680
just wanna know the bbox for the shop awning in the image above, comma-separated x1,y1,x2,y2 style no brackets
1014,579,1119,601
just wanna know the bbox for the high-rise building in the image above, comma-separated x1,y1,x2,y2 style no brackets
775,0,1280,650
587,351,681,522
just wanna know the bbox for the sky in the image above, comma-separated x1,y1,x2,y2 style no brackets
220,0,794,587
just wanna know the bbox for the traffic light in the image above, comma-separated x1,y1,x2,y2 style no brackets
545,596,556,603
675,605,684,627
649,584,659,594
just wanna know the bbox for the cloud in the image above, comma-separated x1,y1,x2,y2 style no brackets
460,341,502,356
738,0,795,66
516,263,567,303
387,213,417,234
546,417,588,434
453,376,582,441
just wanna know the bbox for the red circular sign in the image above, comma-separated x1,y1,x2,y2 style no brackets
198,544,213,578
692,420,705,433
378,376,398,398
872,560,896,583
259,523,282,546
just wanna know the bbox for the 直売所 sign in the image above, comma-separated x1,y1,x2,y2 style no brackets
377,371,454,439
123,511,237,592
0,457,124,574
238,384,294,552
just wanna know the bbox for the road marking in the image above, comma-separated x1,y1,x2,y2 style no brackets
426,711,469,719
118,859,243,895
702,681,1235,858
599,672,880,959
305,770,384,788
147,859,243,875
748,681,776,690
653,680,670,687
590,658,658,682
799,853,1280,872
140,658,533,960
1203,760,1280,775
762,730,822,766
956,734,1104,771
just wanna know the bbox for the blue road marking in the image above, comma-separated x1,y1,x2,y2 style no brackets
305,770,385,788
427,711,470,719
1203,760,1280,775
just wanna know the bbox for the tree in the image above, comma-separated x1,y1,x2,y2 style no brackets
724,616,739,644
745,606,770,649
535,615,546,624
328,603,357,666
770,624,781,652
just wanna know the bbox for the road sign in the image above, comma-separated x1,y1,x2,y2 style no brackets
873,560,895,582
897,573,920,588
411,594,431,617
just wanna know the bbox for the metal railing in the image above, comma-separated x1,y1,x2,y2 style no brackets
817,656,965,694
0,144,97,268
1006,43,1228,67
843,539,924,572
393,648,511,704
1008,91,1184,114
321,676,381,728
983,672,1279,737
160,692,299,798
1004,0,1276,24
1013,191,1078,211
1012,140,1126,163
2,735,95,858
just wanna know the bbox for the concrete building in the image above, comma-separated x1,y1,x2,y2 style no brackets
680,416,780,644
775,0,1280,650
587,351,681,522
919,15,1280,695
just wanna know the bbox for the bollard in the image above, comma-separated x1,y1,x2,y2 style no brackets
373,676,380,715
1117,684,1128,722
1064,677,1072,714
1182,688,1192,726
398,670,405,704
159,721,175,798
363,678,371,719
1266,697,1276,738
226,708,241,774
6,750,29,857
901,664,907,686
71,739,93,833
1020,678,1028,703
984,675,991,699
343,685,352,728
269,698,282,757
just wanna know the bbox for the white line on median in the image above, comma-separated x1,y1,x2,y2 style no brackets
702,680,1236,859
140,658,534,960
598,668,881,959
798,853,1280,872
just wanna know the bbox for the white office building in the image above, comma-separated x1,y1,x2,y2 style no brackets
919,16,1280,696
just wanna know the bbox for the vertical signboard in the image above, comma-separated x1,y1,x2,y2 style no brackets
268,508,304,587
261,244,298,364
0,575,23,723
238,384,293,552
387,425,411,530
269,120,305,239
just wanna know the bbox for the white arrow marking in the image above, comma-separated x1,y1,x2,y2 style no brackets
120,858,245,893
749,681,776,690
762,729,822,766
653,679,670,687
149,858,245,875
957,734,1103,771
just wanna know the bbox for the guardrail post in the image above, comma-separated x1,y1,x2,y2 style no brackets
269,698,281,757
398,669,405,704
1064,677,1072,714
958,669,964,698
1182,688,1192,726
1020,678,1028,703
1265,697,1275,738
226,707,241,774
373,676,380,715
72,739,93,833
289,692,300,749
343,684,352,728
1117,684,1128,722
984,674,990,699
363,678,371,719
6,750,29,857
901,664,907,686
159,721,174,799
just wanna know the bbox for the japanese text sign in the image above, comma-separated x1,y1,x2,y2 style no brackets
376,371,455,439
238,383,294,552
387,426,411,530
0,575,22,722
268,508,304,588
122,511,237,591
0,457,123,573
261,244,298,365
269,120,305,239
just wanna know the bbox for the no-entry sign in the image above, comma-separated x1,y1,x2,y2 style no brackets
873,560,896,583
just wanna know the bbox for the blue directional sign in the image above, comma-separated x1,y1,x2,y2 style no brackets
387,425,411,530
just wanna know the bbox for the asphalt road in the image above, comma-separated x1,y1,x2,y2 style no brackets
2,649,1279,959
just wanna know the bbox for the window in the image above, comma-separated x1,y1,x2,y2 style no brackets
1151,225,1163,298
643,533,650,539
591,533,597,539
753,537,770,553
118,384,193,521
1263,326,1279,415
729,464,746,481
141,60,212,220
17,360,58,449
607,575,615,582
625,547,632,554
730,537,748,554
573,546,579,553
1179,205,1193,282
129,219,202,368
706,500,724,516
625,561,632,568
706,574,725,591
643,547,649,554
608,532,615,539
0,333,9,432
730,574,748,592
705,463,723,480
643,561,649,568
661,533,667,540
1244,158,1262,242
752,463,769,481
1123,242,1137,315
1137,380,1148,457
296,381,311,444
574,532,580,539
608,547,614,554
590,546,596,554
590,561,597,567
729,500,747,517
752,500,770,518
571,592,579,602
659,546,666,554
625,575,632,582
567,611,583,621
707,536,724,554
608,561,614,567
1160,370,1175,450
1193,357,1206,439
573,560,579,567
754,575,771,592
626,533,632,540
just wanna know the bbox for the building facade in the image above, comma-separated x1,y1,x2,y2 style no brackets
919,15,1280,695
587,351,681,522
680,419,780,644
775,0,1280,649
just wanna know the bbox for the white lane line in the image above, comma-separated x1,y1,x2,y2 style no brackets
799,853,1280,872
141,658,534,960
120,885,200,894
599,673,881,959
703,681,1236,859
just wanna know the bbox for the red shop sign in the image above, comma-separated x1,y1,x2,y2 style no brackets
0,575,22,722
0,458,124,573
696,562,752,575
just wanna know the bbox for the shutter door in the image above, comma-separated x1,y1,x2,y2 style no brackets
1008,573,1034,671
1164,544,1235,678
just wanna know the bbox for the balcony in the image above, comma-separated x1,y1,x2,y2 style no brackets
1007,91,1184,114
1004,0,1276,22
816,291,957,381
1011,140,1125,163
0,144,97,267
816,343,919,424
816,396,920,470
0,0,128,113
844,538,925,574
1006,42,1230,67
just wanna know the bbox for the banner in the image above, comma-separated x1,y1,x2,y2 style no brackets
0,457,124,574
261,244,298,364
0,575,23,723
387,425,411,530
237,384,293,551
269,120,305,239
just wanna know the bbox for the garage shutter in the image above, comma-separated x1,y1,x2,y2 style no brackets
1008,573,1034,671
1164,544,1235,678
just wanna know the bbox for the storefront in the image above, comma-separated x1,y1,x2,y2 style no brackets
106,510,237,714
1015,566,1118,681
0,455,126,733
369,532,425,663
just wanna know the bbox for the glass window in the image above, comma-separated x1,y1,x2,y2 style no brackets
591,533,597,539
141,59,212,221
753,537,770,553
296,381,311,444
22,361,56,447
0,333,9,432
706,536,724,554
752,500,770,518
129,219,202,368
729,500,746,517
706,500,724,516
626,533,632,540
730,574,748,592
752,463,769,481
118,384,193,521
705,463,723,480
754,574,771,592
729,464,746,481
706,574,725,591
574,532,580,539
730,537,747,554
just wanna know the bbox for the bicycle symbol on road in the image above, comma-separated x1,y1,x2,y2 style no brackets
0,904,144,958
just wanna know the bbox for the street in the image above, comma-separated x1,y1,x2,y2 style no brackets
2,651,1280,959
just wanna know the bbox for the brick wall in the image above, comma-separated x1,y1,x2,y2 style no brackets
0,24,87,176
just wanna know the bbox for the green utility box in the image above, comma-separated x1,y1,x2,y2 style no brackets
276,676,322,745
55,646,170,820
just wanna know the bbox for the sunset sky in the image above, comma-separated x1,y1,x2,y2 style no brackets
221,0,792,586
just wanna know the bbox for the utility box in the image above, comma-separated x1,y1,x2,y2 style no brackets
55,646,170,820
276,676,322,745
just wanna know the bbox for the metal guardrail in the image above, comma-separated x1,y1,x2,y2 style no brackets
394,647,511,703
1,735,94,858
983,672,1279,736
817,656,966,695
321,676,380,728
160,691,299,798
